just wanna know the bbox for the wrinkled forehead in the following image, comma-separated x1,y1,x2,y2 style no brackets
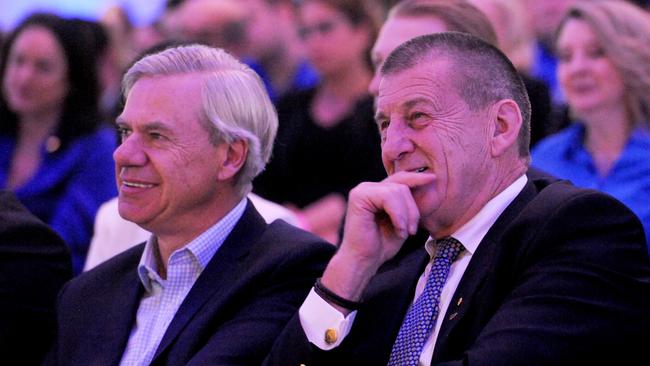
376,58,455,110
379,52,454,88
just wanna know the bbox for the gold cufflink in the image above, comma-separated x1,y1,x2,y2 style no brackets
457,297,463,306
325,328,338,344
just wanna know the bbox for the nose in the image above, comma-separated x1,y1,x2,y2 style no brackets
113,132,147,168
381,119,414,167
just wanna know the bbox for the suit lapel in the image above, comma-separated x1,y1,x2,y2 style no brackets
152,202,266,360
345,231,431,362
90,247,144,364
432,179,540,361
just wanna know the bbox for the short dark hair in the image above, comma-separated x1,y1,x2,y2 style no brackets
0,13,103,147
381,32,531,157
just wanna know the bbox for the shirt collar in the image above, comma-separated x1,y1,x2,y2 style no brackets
137,198,248,292
425,174,528,257
138,236,162,292
565,123,650,161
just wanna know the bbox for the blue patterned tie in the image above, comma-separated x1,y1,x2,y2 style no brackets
388,237,465,366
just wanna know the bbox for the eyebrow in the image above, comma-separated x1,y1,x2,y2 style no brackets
115,119,174,134
402,98,430,110
375,97,431,120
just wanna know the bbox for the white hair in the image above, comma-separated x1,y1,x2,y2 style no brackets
123,44,278,195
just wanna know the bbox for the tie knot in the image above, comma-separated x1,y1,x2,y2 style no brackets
436,237,464,261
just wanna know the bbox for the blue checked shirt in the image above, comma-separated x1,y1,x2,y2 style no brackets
119,198,247,366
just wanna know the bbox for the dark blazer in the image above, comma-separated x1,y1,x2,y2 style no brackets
0,190,72,365
266,175,650,365
48,201,335,365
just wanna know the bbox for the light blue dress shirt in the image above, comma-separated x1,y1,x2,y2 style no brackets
119,198,247,366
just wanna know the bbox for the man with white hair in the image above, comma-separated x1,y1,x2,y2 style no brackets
47,44,334,365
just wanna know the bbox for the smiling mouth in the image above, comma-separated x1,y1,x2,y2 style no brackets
123,181,155,188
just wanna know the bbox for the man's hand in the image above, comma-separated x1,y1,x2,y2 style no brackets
320,172,436,313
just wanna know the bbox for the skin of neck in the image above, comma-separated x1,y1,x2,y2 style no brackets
18,110,61,142
153,189,244,279
426,156,528,239
580,106,632,157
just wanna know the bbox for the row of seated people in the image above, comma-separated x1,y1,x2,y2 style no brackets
4,22,650,365
3,0,648,278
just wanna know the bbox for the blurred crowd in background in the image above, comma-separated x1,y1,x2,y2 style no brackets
0,0,649,276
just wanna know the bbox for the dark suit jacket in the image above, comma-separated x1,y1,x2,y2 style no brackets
48,201,335,365
0,190,72,365
266,175,650,365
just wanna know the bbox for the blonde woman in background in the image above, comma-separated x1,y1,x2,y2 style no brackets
532,0,650,248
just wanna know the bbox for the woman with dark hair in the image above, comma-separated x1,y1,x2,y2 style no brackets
532,0,650,247
253,0,386,244
0,13,117,274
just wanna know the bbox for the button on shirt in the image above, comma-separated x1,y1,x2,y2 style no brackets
119,198,247,366
299,175,527,365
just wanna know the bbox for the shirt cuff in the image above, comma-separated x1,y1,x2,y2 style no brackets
298,288,357,350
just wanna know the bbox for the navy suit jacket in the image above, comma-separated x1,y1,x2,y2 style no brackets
48,202,335,365
0,190,72,365
266,175,650,365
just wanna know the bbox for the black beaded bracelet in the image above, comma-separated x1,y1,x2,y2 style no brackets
314,278,362,310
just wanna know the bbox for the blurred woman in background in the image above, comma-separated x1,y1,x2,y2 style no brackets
469,0,555,147
532,0,650,247
253,0,386,244
0,13,117,273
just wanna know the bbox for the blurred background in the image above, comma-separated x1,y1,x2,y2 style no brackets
0,0,165,31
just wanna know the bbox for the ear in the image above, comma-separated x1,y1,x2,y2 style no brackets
489,99,522,158
217,139,248,181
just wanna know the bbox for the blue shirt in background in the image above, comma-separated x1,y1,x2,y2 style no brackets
532,123,650,249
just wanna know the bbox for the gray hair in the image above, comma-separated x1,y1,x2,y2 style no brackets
381,32,531,160
123,44,278,195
